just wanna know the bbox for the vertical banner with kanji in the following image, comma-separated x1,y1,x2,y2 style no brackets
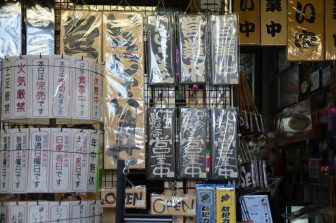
261,0,287,45
288,0,324,60
234,0,261,45
8,202,26,223
0,129,11,193
49,202,70,222
216,186,236,223
325,0,336,60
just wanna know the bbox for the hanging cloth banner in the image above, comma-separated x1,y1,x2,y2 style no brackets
210,14,239,85
211,109,238,179
147,15,176,85
103,12,144,100
0,1,21,58
216,185,236,223
196,185,216,223
261,0,287,45
234,0,261,45
26,0,55,55
288,0,325,61
147,108,175,180
177,14,207,84
61,11,102,61
179,108,208,179
325,0,336,60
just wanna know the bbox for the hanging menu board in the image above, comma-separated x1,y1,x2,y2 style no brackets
234,0,261,45
147,15,175,85
288,0,325,61
325,0,336,60
26,0,55,55
211,109,238,179
61,11,102,61
261,0,287,45
147,108,175,180
177,14,207,84
179,108,208,179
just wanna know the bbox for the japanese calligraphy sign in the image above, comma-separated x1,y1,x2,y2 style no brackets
147,108,175,180
325,0,336,60
210,14,239,85
234,0,261,45
211,109,238,179
0,205,7,223
88,200,102,222
261,0,287,45
288,0,325,60
216,186,236,223
74,59,90,120
70,201,87,223
61,11,102,61
14,56,30,119
49,201,70,223
179,108,208,179
26,0,55,55
147,15,175,85
50,128,72,192
104,99,145,169
0,2,22,58
150,190,196,216
0,129,11,193
1,58,13,120
28,128,50,193
177,15,207,84
8,202,26,223
11,128,28,194
71,129,89,192
87,130,101,192
102,187,146,209
27,201,49,223
91,62,103,122
196,185,216,223
103,12,144,100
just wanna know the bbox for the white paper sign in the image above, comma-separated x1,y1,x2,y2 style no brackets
8,202,27,223
28,128,50,193
11,128,29,194
27,201,49,223
31,56,51,117
88,201,101,223
90,62,102,122
240,195,273,223
87,131,99,192
1,58,13,120
50,128,72,192
14,57,30,118
52,55,72,118
0,204,7,223
74,60,90,119
0,129,11,193
72,129,89,192
49,201,70,223
70,201,88,223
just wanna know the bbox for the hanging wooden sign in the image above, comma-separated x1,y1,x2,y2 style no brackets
216,186,236,223
211,109,238,179
261,0,287,45
147,108,175,180
101,187,146,209
150,190,196,216
234,0,261,45
179,108,208,179
288,0,325,61
325,0,336,60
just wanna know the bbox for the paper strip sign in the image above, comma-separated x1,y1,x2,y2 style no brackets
101,187,146,209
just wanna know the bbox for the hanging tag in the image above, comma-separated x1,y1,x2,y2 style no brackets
0,128,11,193
74,59,91,120
147,108,175,180
1,58,13,120
196,184,216,223
87,130,100,192
52,55,73,119
8,201,26,223
216,185,236,223
31,55,52,118
88,200,102,222
211,109,238,179
70,201,87,223
27,201,49,223
50,128,72,192
49,201,70,223
90,61,103,122
28,128,50,193
0,203,7,223
11,128,29,194
71,129,89,192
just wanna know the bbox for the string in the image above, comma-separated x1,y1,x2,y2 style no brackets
184,0,200,13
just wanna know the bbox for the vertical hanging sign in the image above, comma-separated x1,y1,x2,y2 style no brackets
196,185,216,223
0,129,11,193
234,0,261,45
11,128,29,194
211,109,238,179
50,128,72,192
179,108,208,179
28,128,50,193
261,0,287,45
216,186,236,223
70,201,87,223
8,202,26,223
147,108,175,180
74,59,90,119
49,201,70,223
1,58,13,120
14,56,30,118
87,130,100,192
27,201,49,223
325,0,336,60
288,0,324,60
91,61,103,122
